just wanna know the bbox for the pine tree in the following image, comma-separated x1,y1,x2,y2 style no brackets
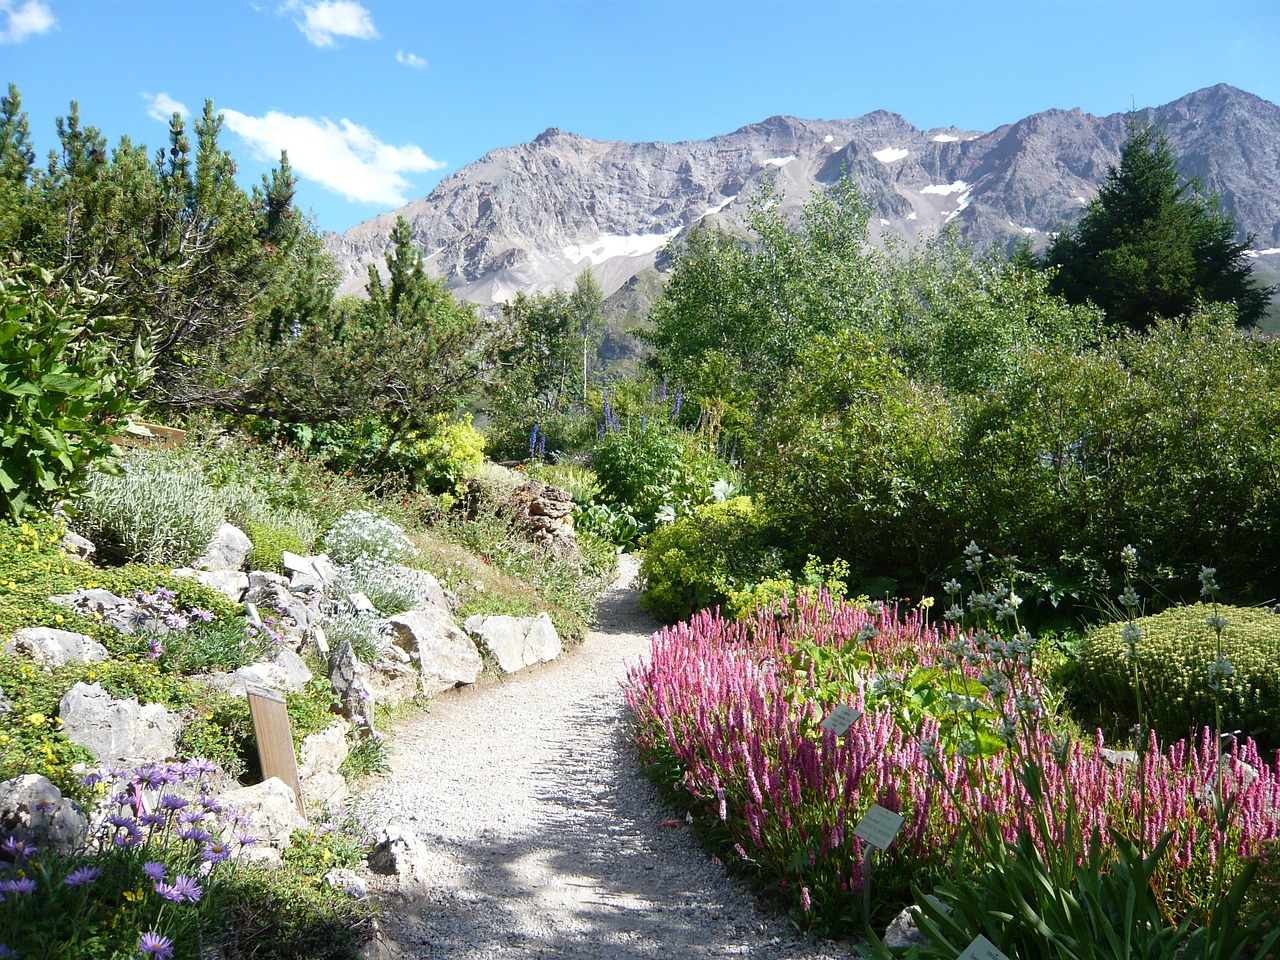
1044,121,1271,329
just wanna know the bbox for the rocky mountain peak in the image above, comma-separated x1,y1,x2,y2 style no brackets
323,85,1280,305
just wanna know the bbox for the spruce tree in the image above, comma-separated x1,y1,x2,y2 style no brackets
1044,121,1270,329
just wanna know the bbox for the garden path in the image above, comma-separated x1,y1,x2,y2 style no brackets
354,556,850,960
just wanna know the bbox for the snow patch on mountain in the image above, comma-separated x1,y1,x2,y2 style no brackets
921,180,968,196
933,134,959,143
563,230,679,266
873,147,909,163
763,156,797,167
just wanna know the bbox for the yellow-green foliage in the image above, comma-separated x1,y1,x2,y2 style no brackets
246,518,309,575
413,414,486,494
1077,603,1280,748
639,496,784,623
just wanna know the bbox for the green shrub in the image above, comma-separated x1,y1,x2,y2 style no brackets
0,260,151,520
245,518,309,575
412,414,485,494
592,422,734,527
1074,603,1280,749
638,496,786,623
75,449,229,566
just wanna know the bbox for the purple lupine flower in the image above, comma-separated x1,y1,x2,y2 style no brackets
139,931,174,959
673,385,683,419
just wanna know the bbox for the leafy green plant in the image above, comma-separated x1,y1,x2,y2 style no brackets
75,450,230,566
1074,602,1280,750
0,259,152,520
245,518,309,576
638,496,786,623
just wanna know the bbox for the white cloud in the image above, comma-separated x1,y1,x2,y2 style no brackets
222,108,444,206
289,1,378,47
396,50,426,69
0,0,55,43
143,92,190,123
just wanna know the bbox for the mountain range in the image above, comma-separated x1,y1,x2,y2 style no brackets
321,84,1280,314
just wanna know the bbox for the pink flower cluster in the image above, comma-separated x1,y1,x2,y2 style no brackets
625,595,1280,921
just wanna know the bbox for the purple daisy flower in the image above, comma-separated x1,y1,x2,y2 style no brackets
202,840,230,863
154,880,182,902
177,809,206,824
63,866,100,886
171,874,203,902
138,931,174,959
0,878,36,895
177,827,212,844
143,861,168,880
112,823,144,848
159,794,188,811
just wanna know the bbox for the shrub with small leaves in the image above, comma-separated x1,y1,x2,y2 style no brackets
1075,602,1280,749
322,510,416,568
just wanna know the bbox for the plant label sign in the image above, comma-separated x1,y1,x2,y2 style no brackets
819,704,862,736
853,804,904,850
957,935,1011,960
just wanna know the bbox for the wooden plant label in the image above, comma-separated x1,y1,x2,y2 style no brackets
853,804,904,850
245,684,306,819
819,704,862,736
957,934,1011,960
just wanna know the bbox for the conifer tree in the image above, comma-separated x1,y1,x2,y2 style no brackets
1044,121,1270,329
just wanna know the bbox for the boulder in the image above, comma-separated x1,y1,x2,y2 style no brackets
3,627,109,667
464,612,562,674
324,868,368,899
194,523,254,572
368,821,431,887
217,777,307,852
61,529,96,561
0,685,11,715
883,896,949,949
228,646,314,695
0,774,87,854
58,682,182,764
48,588,144,635
309,554,339,587
329,641,376,727
298,720,351,807
172,567,249,601
386,610,483,695
366,657,422,703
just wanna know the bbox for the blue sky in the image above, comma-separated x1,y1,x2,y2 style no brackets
3,0,1277,235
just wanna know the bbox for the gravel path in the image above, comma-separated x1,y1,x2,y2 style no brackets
354,557,851,960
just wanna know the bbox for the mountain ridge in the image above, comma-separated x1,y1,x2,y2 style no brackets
322,84,1280,308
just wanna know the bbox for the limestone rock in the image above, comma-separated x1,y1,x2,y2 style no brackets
386,609,483,695
4,627,109,667
194,523,254,572
884,896,949,949
366,657,421,703
217,777,307,851
324,868,368,898
61,529,96,561
229,647,314,695
0,774,87,854
309,554,339,587
298,720,351,807
172,567,249,601
58,682,182,764
329,641,375,726
464,612,562,674
368,821,431,887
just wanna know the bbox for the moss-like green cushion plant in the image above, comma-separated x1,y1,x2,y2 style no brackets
1077,603,1280,749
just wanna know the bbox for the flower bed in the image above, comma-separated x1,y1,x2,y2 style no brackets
625,596,1280,935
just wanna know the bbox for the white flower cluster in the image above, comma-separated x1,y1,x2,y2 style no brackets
324,510,417,568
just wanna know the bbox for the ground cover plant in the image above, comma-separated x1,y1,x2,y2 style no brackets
625,545,1280,947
